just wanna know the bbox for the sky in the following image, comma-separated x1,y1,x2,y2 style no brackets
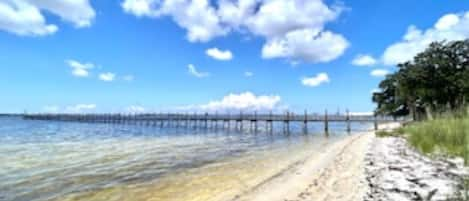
1,0,469,114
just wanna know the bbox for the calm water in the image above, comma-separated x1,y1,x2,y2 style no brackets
0,117,372,201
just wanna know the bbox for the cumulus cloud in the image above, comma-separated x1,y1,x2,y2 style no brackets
0,0,95,36
194,92,281,112
382,11,469,65
217,0,257,28
121,0,348,63
262,29,348,63
0,1,57,36
245,0,340,37
206,47,233,60
126,105,145,113
122,0,227,42
65,104,96,113
66,60,94,77
99,72,116,82
244,71,253,77
370,69,390,77
352,54,377,66
301,73,330,87
121,0,158,17
31,0,96,28
188,64,210,78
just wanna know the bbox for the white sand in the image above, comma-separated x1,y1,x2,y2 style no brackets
377,122,401,131
232,131,374,201
365,136,468,201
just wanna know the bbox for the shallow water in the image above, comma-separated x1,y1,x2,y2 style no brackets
0,117,372,201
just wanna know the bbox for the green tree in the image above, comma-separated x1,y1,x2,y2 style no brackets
373,39,469,120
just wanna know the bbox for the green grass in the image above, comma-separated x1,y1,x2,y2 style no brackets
403,116,469,164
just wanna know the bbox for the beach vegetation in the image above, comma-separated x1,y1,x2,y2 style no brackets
372,39,469,121
403,115,469,163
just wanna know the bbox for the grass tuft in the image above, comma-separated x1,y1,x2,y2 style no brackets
403,116,469,164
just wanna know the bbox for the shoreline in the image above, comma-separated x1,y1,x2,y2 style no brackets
5,120,465,201
232,131,373,201
365,135,468,200
231,122,467,201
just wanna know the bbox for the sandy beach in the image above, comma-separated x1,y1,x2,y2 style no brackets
5,119,465,201
233,131,374,201
231,122,467,201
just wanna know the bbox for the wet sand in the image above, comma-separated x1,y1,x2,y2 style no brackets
55,134,347,201
58,132,373,201
1,117,377,201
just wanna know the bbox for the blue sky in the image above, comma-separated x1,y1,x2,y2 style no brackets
1,0,469,114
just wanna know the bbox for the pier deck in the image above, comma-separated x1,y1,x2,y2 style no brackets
22,111,405,133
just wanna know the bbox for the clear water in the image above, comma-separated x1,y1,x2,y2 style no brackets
0,117,372,201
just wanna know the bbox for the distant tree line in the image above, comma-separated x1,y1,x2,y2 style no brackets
372,39,469,120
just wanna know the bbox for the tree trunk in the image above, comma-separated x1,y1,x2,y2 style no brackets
409,103,416,121
425,105,434,120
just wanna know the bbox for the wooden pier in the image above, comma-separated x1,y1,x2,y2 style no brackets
22,110,404,133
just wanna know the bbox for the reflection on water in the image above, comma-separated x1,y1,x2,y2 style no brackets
0,117,372,201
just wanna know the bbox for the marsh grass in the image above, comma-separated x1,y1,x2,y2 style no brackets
403,116,469,164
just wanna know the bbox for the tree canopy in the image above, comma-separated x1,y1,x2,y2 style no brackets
372,39,469,120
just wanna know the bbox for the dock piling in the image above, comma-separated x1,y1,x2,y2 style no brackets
23,110,395,133
325,110,329,135
346,109,351,133
303,110,308,134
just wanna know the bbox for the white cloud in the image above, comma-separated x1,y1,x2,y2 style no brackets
352,54,377,66
262,29,348,63
244,71,253,77
301,72,330,87
194,91,281,112
244,0,340,38
122,0,227,42
99,72,116,82
370,69,390,77
0,1,57,36
206,47,233,60
217,0,257,28
31,0,96,28
188,64,210,78
121,0,158,17
66,60,94,77
121,0,348,63
65,104,96,113
0,0,95,36
165,0,227,42
126,105,145,113
123,75,135,81
382,11,469,65
435,14,460,30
